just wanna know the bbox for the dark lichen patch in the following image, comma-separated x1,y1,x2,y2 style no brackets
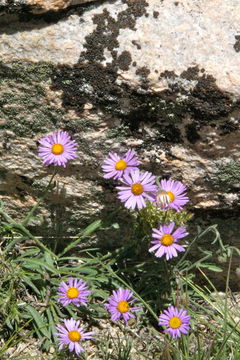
0,61,88,137
79,0,148,66
52,62,119,112
159,70,177,79
180,66,201,80
116,51,132,71
135,66,150,89
189,74,233,120
153,11,159,18
209,161,240,193
122,0,148,19
51,61,188,143
135,66,150,78
51,58,238,147
160,66,238,126
233,35,240,52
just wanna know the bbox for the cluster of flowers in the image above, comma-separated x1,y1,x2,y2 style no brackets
102,149,190,261
38,131,191,354
38,133,189,262
55,278,141,354
102,149,191,334
56,278,190,355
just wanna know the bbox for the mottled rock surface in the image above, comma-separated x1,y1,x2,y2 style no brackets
0,0,239,273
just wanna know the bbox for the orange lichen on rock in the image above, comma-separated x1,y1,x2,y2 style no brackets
28,0,95,12
28,0,71,12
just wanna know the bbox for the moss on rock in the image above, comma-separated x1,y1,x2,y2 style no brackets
209,161,240,192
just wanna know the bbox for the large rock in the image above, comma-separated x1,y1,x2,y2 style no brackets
0,0,239,257
0,0,96,14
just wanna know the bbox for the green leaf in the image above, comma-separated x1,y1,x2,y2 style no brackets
44,252,54,268
198,263,223,272
46,308,56,340
25,305,50,338
57,266,98,276
22,276,41,295
59,219,102,256
80,219,102,237
14,248,40,259
19,259,57,274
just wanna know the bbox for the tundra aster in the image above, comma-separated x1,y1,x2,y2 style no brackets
105,289,140,323
149,222,188,260
158,306,191,338
102,149,139,179
57,278,90,307
116,169,157,210
55,318,94,355
38,130,77,167
156,179,189,211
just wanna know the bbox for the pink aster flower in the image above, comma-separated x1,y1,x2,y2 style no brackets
155,179,189,211
149,222,188,260
116,169,157,210
57,278,90,307
55,318,94,355
158,306,191,338
105,288,140,323
102,149,139,179
38,130,78,168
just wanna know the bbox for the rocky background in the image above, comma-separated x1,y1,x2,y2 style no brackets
0,0,239,285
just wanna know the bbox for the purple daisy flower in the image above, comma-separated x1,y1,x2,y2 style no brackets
158,306,191,338
55,318,94,355
38,130,78,168
155,179,189,211
57,278,90,307
116,169,157,210
102,149,139,179
105,288,140,324
149,222,188,260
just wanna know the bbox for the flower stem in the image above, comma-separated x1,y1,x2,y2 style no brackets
21,169,57,226
0,206,56,258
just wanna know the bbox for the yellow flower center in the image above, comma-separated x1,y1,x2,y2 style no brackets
131,183,144,195
167,191,175,202
117,300,130,313
52,143,64,155
115,160,127,171
68,330,81,342
169,316,182,329
161,234,174,246
67,287,79,299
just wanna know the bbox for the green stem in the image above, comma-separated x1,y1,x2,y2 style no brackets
176,227,209,268
21,169,57,226
16,223,56,258
0,207,56,258
88,252,159,322
0,319,32,356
